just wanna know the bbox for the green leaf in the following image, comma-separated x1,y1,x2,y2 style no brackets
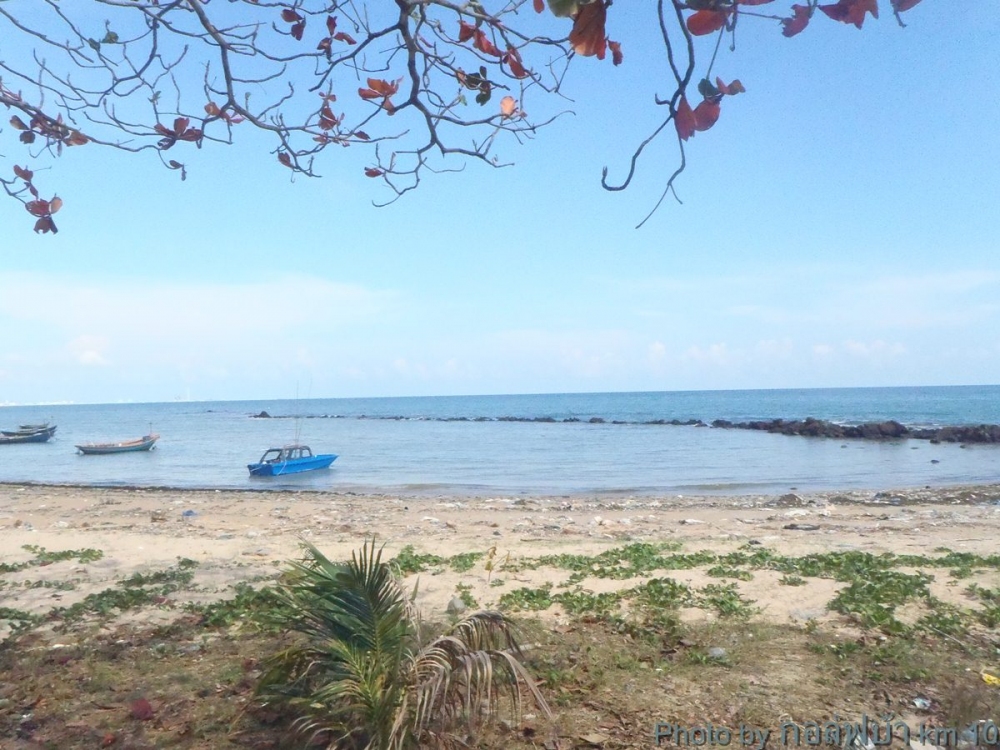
87,38,101,51
548,0,582,17
102,31,119,44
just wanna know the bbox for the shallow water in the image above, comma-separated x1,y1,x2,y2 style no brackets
1,386,998,495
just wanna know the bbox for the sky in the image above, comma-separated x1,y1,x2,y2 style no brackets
1,2,998,405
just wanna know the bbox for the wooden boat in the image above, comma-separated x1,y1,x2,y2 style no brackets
0,424,57,444
76,433,159,455
248,444,337,476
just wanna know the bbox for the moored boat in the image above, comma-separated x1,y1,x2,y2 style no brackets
248,444,337,476
0,424,57,444
76,434,159,455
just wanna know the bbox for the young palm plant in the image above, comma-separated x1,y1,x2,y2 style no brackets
256,540,550,749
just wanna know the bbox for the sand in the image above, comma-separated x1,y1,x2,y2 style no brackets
2,482,999,634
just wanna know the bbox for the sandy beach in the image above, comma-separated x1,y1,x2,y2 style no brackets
3,482,999,635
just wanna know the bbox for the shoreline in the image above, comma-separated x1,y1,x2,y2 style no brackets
3,479,1000,503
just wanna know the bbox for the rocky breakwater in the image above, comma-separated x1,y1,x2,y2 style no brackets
710,417,1000,443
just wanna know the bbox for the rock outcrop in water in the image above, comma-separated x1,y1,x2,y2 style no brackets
709,417,1000,443
244,410,1000,443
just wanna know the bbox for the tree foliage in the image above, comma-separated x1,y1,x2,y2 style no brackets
0,0,924,233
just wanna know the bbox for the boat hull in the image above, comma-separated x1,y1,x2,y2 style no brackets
76,435,159,455
0,426,56,444
248,454,337,476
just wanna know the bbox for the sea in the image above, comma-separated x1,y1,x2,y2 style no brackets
1,385,998,496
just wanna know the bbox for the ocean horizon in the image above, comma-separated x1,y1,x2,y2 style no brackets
1,385,998,496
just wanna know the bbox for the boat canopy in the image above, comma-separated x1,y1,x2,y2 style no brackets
259,445,314,463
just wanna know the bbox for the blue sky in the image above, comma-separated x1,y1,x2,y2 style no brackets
1,2,997,405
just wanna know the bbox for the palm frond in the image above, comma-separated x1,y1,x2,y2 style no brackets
404,610,551,744
256,543,549,750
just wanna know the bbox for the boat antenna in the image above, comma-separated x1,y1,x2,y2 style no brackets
294,382,301,444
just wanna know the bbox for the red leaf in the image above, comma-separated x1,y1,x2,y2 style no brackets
674,96,696,141
130,698,155,721
570,1,607,59
10,115,27,130
891,0,922,10
366,78,398,97
358,88,380,100
26,199,50,217
609,40,623,66
533,0,544,11
686,9,728,36
781,4,812,36
177,128,202,142
205,102,221,117
506,54,528,79
364,167,383,177
458,21,477,43
281,8,301,22
33,216,57,234
13,165,33,181
49,196,63,215
819,0,877,28
326,15,337,35
291,21,305,40
333,31,356,44
155,123,173,137
278,152,292,168
172,117,189,135
20,131,36,144
693,100,721,131
473,30,501,57
354,131,370,141
716,77,745,95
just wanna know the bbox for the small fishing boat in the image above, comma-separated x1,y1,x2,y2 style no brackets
0,424,57,444
76,433,159,455
248,444,337,476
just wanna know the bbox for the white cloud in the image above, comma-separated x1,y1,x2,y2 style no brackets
69,335,110,366
681,343,732,365
843,340,906,358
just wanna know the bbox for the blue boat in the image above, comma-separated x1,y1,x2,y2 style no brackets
247,444,337,476
0,424,57,444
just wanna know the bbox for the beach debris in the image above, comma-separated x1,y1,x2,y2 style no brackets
783,523,820,531
150,510,167,522
707,647,728,660
129,698,155,721
982,668,1000,687
446,596,467,616
576,732,610,746
912,696,932,710
680,519,705,525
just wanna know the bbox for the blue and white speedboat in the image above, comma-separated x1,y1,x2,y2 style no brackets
247,444,337,476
